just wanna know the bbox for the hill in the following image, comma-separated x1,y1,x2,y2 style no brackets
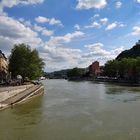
116,42,140,60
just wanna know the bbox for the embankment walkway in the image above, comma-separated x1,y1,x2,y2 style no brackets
0,85,33,102
0,84,44,110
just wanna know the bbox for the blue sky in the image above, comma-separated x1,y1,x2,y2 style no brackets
0,0,140,72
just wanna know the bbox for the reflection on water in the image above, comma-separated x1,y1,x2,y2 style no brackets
0,79,140,140
105,84,140,103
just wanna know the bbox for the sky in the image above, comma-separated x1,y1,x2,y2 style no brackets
0,0,140,72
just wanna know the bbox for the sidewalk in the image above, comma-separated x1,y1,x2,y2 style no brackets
0,85,33,102
0,85,43,110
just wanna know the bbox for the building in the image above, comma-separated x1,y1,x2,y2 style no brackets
0,50,8,83
89,61,101,77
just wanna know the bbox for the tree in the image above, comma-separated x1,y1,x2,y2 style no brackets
67,67,83,78
136,57,140,80
104,57,140,82
116,44,140,60
9,44,45,80
104,60,119,77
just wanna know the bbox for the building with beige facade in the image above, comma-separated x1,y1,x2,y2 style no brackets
0,50,8,83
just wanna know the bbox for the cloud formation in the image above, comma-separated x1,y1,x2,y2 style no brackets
85,21,101,29
100,18,108,25
0,0,135,72
130,26,140,36
34,24,54,36
35,16,63,26
115,1,122,9
0,15,42,52
83,43,124,64
106,22,117,30
76,0,107,9
41,42,124,71
0,0,44,13
46,31,85,47
106,22,124,30
74,24,80,30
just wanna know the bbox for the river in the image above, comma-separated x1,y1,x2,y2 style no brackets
0,79,140,140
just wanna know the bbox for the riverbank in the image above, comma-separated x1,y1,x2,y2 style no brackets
0,84,44,110
94,78,140,86
67,77,140,86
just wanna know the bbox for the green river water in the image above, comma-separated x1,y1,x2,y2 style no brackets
0,79,140,140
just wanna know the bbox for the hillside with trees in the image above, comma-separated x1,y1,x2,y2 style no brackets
104,41,140,83
116,42,140,60
104,58,140,81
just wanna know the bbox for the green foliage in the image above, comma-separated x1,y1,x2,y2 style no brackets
67,67,83,78
9,44,45,80
104,57,140,81
104,60,119,77
116,44,140,60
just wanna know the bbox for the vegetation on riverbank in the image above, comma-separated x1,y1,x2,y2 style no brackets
116,43,140,60
104,43,140,83
104,57,140,80
9,44,45,80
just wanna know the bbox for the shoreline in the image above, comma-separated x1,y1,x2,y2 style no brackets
67,78,140,87
0,84,44,111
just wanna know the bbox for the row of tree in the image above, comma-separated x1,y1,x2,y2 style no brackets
67,68,84,78
104,57,140,81
9,44,44,80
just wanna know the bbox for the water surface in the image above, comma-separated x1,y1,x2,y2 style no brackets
0,80,140,140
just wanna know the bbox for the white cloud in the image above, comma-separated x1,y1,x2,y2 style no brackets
106,22,117,30
49,18,63,26
130,26,140,36
119,23,125,27
35,16,63,26
34,24,44,32
35,16,48,23
0,0,44,13
19,18,32,27
38,31,85,71
0,15,85,71
115,1,122,9
34,24,54,36
0,15,42,52
105,22,124,31
74,24,80,30
46,31,85,47
76,0,107,9
39,44,84,71
42,42,124,71
85,17,108,29
0,0,126,72
137,0,140,3
100,18,108,25
85,21,101,29
44,47,81,63
83,43,124,65
94,14,100,18
90,14,100,21
85,43,104,50
42,30,54,36
85,43,109,56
